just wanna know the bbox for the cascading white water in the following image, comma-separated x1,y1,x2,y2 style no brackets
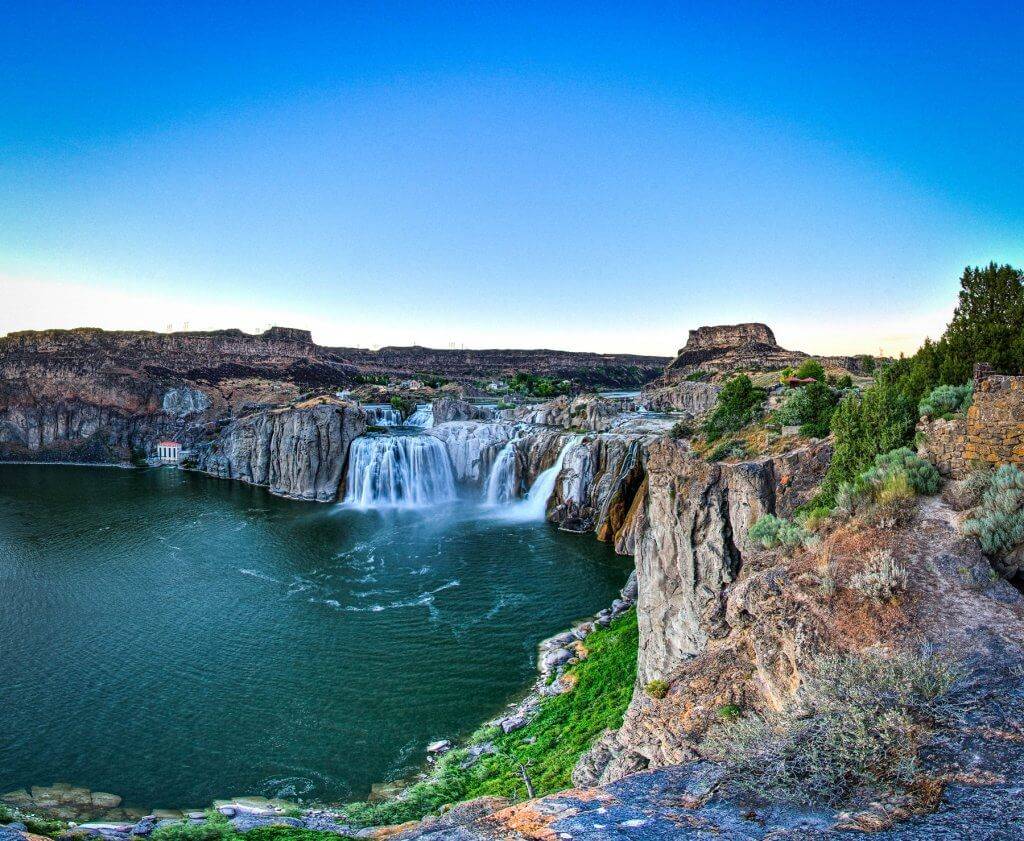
484,441,519,505
505,435,580,521
343,435,457,508
405,404,434,428
363,405,404,426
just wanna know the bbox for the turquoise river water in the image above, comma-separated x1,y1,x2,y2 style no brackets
0,464,631,810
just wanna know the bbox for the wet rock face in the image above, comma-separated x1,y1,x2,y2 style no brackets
195,399,366,501
427,420,515,485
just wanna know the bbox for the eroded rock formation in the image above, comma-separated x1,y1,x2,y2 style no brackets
194,397,366,501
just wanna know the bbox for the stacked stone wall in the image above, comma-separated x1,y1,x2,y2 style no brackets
917,416,967,477
963,365,1024,469
918,364,1024,478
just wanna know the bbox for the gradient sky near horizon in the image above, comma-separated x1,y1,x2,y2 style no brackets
2,2,1022,356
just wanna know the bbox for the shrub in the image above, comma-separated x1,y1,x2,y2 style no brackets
834,448,941,518
849,549,908,601
749,514,812,549
703,375,766,442
706,439,748,462
834,374,854,390
645,679,670,699
670,420,694,439
685,370,709,381
151,818,237,841
717,703,742,722
963,464,1024,560
774,381,840,437
389,395,414,418
794,359,826,382
918,383,973,419
798,505,832,532
703,651,960,808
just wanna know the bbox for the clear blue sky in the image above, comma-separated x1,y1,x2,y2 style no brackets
2,1,1021,356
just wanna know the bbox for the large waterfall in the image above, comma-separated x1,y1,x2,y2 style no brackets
484,441,519,505
344,435,457,508
405,404,434,428
506,435,580,521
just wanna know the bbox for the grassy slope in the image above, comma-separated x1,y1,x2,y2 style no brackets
339,608,639,827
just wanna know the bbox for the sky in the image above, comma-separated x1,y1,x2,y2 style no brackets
2,2,1022,357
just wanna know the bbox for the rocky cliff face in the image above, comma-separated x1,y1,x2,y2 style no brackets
638,380,720,415
194,398,366,501
572,438,831,786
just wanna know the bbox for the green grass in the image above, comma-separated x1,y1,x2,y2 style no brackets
338,608,639,827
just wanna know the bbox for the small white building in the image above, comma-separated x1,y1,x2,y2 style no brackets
157,441,181,463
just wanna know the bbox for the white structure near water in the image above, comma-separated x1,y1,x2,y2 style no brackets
157,441,181,463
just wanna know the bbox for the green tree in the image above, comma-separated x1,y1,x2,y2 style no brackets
943,262,1024,380
703,375,766,442
820,380,915,503
794,359,826,382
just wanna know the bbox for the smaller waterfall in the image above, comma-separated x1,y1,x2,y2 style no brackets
363,405,404,426
405,404,434,428
506,435,580,521
344,435,457,508
484,441,519,505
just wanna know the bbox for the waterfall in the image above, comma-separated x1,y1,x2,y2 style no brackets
484,441,519,505
405,404,434,428
343,435,457,508
363,405,404,427
506,435,580,521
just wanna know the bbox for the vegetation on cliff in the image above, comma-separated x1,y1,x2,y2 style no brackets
704,650,961,808
338,609,638,827
820,263,1022,501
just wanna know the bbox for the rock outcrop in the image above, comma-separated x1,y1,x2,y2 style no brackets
194,397,366,501
430,396,493,425
638,380,721,415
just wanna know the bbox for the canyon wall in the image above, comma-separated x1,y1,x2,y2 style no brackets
194,398,366,502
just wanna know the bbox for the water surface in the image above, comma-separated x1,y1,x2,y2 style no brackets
0,465,630,808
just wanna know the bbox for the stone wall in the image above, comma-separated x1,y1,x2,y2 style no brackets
963,365,1024,469
919,364,1024,478
917,416,968,477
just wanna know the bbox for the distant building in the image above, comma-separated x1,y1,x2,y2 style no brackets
157,441,181,463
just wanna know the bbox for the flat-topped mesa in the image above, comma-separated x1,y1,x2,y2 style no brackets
682,322,778,353
665,322,808,376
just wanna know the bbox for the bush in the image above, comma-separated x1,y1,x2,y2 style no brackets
774,381,840,437
963,464,1024,560
703,375,766,442
703,651,960,808
717,704,742,721
670,420,694,439
821,382,918,505
645,679,670,699
849,549,908,601
749,514,813,549
706,439,748,462
389,395,414,419
834,448,941,519
918,383,973,419
794,359,826,381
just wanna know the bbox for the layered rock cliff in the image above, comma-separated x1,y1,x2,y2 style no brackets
193,397,366,501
